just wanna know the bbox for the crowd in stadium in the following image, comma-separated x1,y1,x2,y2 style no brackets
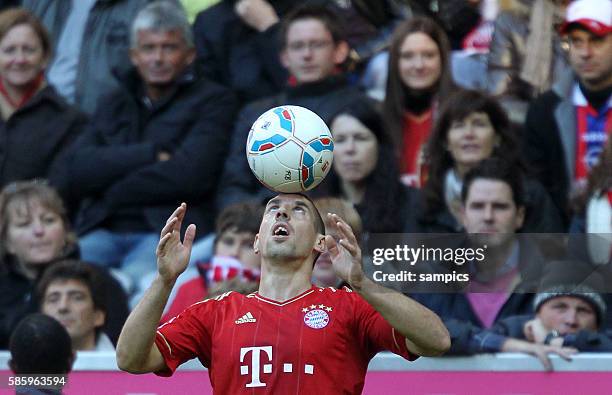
0,0,610,380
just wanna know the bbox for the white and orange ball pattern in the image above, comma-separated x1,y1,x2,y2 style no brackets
246,105,334,193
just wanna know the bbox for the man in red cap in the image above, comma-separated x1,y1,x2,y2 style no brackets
524,0,612,225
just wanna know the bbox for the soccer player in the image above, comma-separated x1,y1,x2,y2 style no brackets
116,194,450,393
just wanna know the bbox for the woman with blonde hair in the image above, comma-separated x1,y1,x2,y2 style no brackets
0,181,127,349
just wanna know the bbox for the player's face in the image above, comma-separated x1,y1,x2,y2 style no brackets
0,23,47,89
130,29,195,90
255,194,323,263
215,228,260,270
42,279,105,349
331,114,378,184
398,32,441,91
538,296,597,334
5,199,66,266
281,18,348,84
446,112,498,175
461,179,524,247
568,29,612,90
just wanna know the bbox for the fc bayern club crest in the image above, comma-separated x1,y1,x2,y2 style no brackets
302,304,332,329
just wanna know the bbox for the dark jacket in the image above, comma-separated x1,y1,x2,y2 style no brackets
217,75,369,210
23,0,157,114
411,238,546,354
0,85,86,187
193,0,295,106
0,245,129,349
417,178,565,233
524,70,579,225
52,65,238,237
472,314,612,353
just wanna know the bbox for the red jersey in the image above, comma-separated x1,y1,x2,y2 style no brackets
400,110,433,188
155,286,416,394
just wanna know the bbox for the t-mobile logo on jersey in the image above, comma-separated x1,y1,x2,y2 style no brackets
240,346,315,387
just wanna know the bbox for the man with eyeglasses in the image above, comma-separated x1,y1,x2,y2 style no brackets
216,3,370,211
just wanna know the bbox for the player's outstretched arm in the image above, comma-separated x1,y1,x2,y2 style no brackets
325,213,450,357
116,203,196,373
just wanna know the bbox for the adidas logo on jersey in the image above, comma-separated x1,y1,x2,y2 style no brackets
235,312,257,324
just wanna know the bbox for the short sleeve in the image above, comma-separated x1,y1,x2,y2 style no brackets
350,290,418,362
154,300,214,376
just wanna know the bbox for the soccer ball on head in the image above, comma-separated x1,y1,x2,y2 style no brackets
246,105,334,193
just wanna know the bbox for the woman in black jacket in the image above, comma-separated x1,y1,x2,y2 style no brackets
0,8,85,188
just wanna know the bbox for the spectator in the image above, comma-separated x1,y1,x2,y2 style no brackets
486,0,571,122
332,0,411,78
524,0,612,226
0,181,128,349
38,260,112,351
314,98,420,234
570,137,612,264
193,0,294,105
412,159,547,353
52,2,237,295
569,138,612,329
217,3,369,209
162,202,263,321
311,197,362,288
382,16,456,187
419,89,563,232
417,0,484,50
22,0,158,115
0,8,86,189
9,313,73,394
472,260,611,370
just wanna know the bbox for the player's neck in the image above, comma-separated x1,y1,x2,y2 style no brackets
258,263,313,302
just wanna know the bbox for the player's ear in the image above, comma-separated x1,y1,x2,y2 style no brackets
314,235,326,254
253,234,260,254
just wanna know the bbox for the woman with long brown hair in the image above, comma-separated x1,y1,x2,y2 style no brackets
382,16,456,188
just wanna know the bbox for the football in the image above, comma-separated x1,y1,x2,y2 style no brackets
246,105,334,193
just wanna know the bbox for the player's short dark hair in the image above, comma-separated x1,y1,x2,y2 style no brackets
37,260,107,318
9,313,73,374
461,158,525,208
279,3,345,49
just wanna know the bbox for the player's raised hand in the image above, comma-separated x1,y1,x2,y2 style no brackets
156,203,196,284
325,213,364,287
